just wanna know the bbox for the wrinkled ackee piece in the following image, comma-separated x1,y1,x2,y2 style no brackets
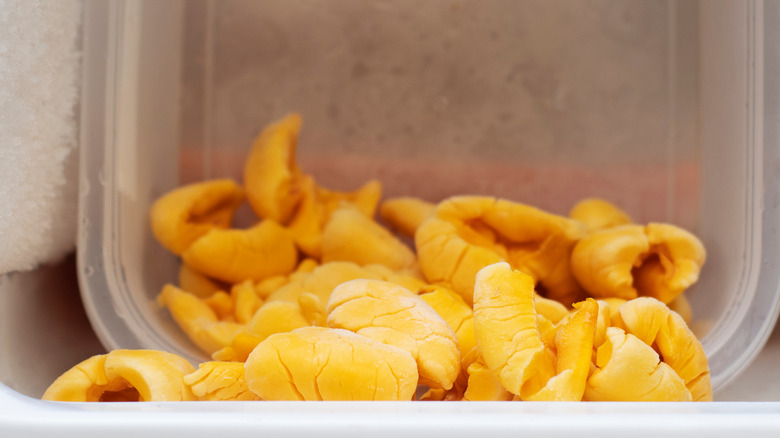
327,279,460,390
584,327,691,401
416,196,586,306
472,262,543,395
183,361,260,401
181,220,298,284
568,198,632,233
158,285,245,355
150,179,245,256
245,327,418,401
380,197,436,237
321,205,416,271
43,350,196,402
570,223,706,304
613,297,712,401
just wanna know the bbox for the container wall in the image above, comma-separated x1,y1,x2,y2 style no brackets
76,0,779,393
179,0,701,227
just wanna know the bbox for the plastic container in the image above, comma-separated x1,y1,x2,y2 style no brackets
4,0,780,435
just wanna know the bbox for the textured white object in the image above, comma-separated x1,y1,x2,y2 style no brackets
0,0,82,274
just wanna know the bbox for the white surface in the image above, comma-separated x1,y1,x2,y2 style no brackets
0,0,82,275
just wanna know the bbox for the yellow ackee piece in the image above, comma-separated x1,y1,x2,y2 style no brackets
419,387,462,401
255,275,290,300
462,360,513,401
472,262,544,395
262,261,425,326
416,196,586,306
362,263,429,294
230,280,264,324
202,291,234,321
568,198,632,232
42,350,196,402
534,295,570,324
243,113,305,224
245,327,418,401
295,258,320,274
183,361,261,401
181,220,298,284
242,113,382,258
179,263,224,299
601,298,628,318
594,300,614,348
266,261,383,308
287,175,383,258
212,332,265,362
520,299,598,401
380,197,436,237
158,285,245,355
613,297,712,401
321,205,416,271
570,223,706,304
150,179,245,256
419,285,479,372
327,279,460,390
584,327,692,401
246,301,310,343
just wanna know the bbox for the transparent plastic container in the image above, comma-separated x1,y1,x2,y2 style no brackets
4,0,780,435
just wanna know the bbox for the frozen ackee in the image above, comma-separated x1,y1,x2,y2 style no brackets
43,114,711,402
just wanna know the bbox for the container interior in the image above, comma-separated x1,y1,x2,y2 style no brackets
73,0,778,397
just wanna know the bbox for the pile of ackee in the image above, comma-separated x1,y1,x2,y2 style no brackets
43,114,710,403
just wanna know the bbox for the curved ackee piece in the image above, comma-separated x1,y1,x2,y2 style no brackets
158,284,245,355
321,205,416,271
380,197,437,237
416,196,586,306
243,113,383,258
570,223,706,304
568,198,632,232
181,220,298,284
243,113,305,224
584,327,692,401
245,327,418,401
327,279,460,390
42,350,196,402
183,361,261,401
150,179,245,255
612,297,712,401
